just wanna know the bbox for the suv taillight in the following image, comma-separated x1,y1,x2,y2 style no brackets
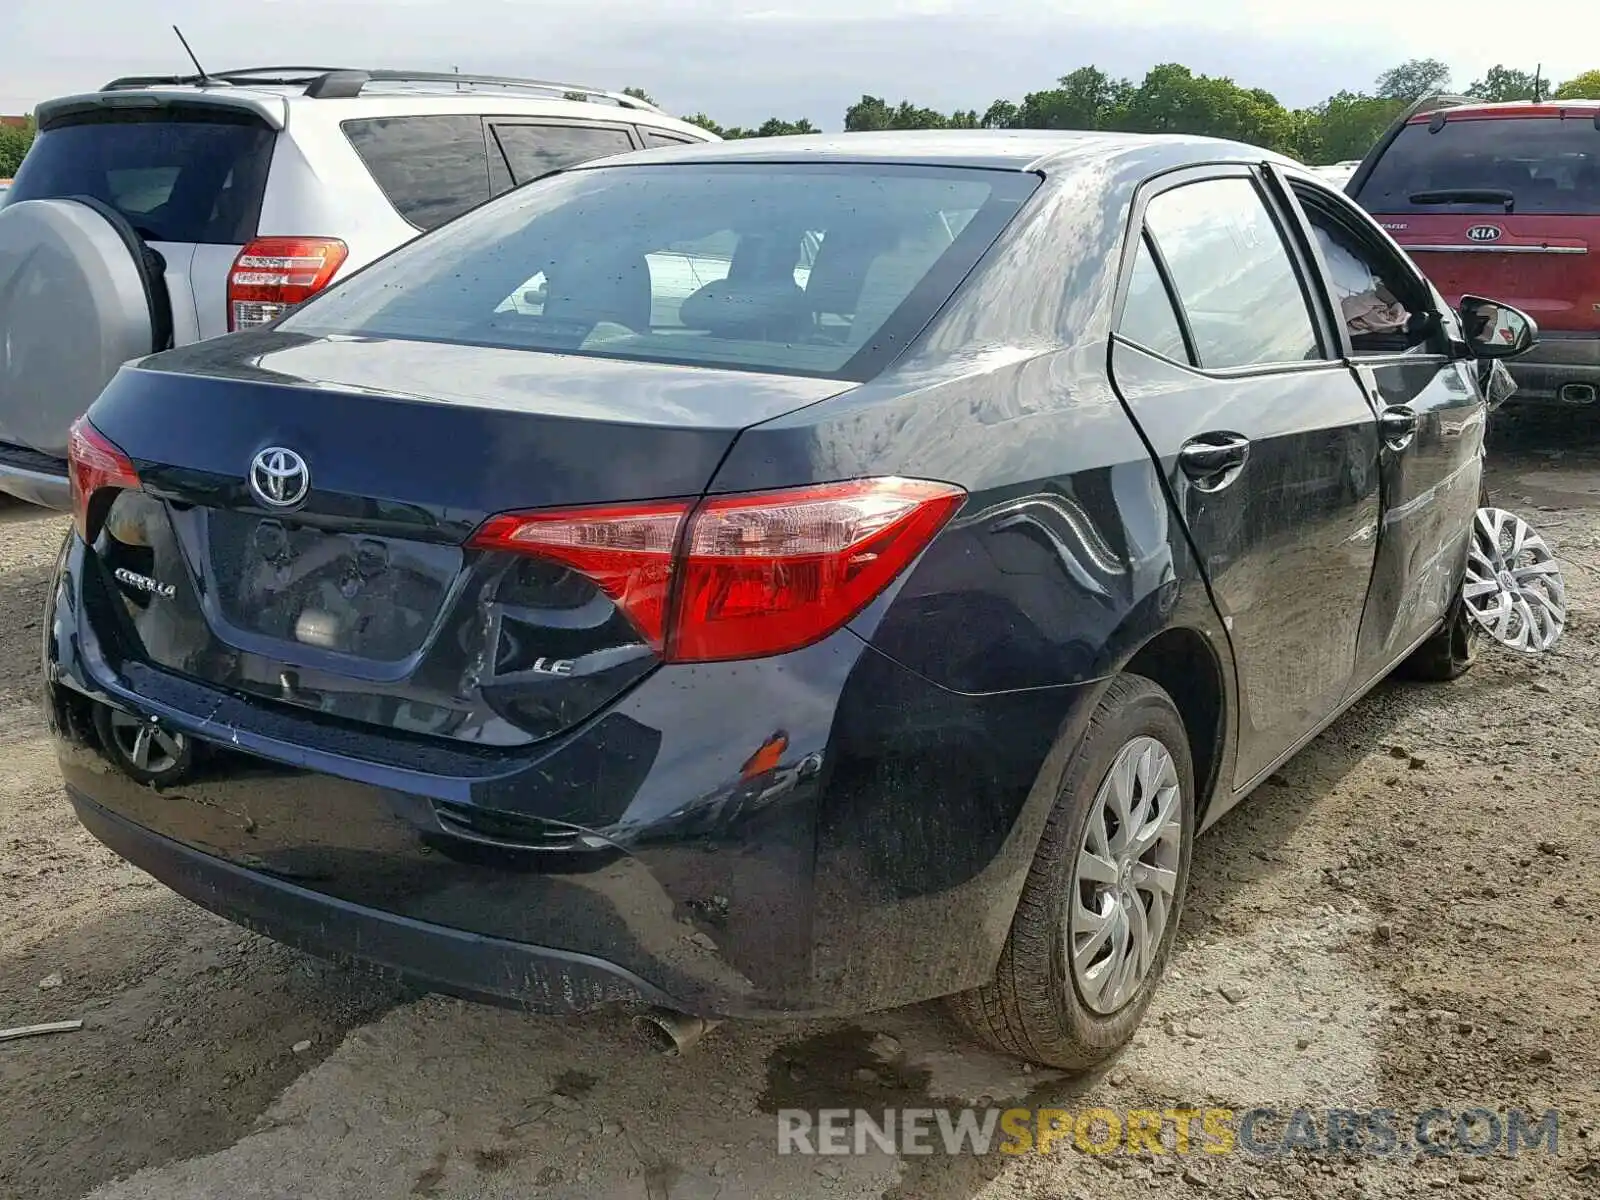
468,478,966,663
68,417,140,541
227,237,349,331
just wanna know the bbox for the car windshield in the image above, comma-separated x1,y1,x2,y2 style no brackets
281,162,1037,380
1357,115,1600,215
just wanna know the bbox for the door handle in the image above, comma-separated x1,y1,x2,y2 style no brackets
1379,405,1419,450
1179,433,1251,490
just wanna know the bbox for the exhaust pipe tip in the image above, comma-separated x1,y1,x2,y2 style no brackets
632,1007,722,1057
1558,382,1597,405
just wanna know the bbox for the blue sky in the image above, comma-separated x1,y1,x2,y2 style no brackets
4,0,1595,123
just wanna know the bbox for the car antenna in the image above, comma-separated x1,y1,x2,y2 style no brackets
172,25,219,87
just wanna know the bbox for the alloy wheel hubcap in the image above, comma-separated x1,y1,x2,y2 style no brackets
1068,736,1183,1015
1463,508,1566,653
106,710,186,776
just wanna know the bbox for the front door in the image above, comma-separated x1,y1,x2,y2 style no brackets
1109,167,1382,788
1278,170,1486,687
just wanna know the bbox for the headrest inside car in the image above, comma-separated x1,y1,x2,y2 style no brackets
679,278,810,339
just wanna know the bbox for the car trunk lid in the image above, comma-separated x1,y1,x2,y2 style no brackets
82,331,850,747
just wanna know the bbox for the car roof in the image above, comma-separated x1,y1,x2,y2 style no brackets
575,129,1304,174
35,69,711,139
1411,99,1600,123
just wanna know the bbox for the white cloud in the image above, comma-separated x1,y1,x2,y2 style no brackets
2,0,1595,122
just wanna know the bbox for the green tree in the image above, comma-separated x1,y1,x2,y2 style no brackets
980,99,1019,129
1009,67,1134,130
844,95,951,131
621,86,657,106
1120,64,1296,152
1554,69,1600,99
750,117,819,137
1303,90,1405,163
681,112,727,136
1374,57,1452,101
1468,65,1541,102
689,115,819,140
0,116,36,178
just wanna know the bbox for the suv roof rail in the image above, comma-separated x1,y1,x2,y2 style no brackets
100,66,664,112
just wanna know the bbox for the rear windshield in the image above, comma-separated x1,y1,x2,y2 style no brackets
9,108,274,244
1357,116,1600,215
280,162,1037,380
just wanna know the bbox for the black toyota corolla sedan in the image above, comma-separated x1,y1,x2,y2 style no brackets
46,131,1536,1068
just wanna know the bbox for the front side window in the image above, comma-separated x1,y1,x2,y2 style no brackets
1297,190,1436,356
1144,178,1321,370
281,163,1037,381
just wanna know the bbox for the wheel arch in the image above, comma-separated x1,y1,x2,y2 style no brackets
1120,625,1230,821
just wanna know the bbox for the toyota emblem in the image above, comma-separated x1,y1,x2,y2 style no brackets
249,447,311,509
1466,225,1503,242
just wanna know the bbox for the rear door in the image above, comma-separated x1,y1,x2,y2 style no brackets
1281,169,1486,686
1109,166,1382,789
1351,110,1600,336
8,103,276,345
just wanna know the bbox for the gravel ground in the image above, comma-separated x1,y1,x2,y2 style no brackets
1,411,1597,1200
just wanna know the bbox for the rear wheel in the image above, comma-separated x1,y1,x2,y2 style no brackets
92,703,194,787
949,674,1194,1069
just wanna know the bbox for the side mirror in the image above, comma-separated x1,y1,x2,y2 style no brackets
1457,295,1538,358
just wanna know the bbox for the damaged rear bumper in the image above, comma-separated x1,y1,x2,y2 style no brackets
46,531,1091,1019
68,788,676,1013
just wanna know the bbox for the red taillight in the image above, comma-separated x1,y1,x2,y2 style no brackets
67,417,139,541
227,237,349,331
670,479,966,661
469,478,965,663
469,500,690,649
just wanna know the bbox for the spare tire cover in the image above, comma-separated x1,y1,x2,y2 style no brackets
0,198,157,458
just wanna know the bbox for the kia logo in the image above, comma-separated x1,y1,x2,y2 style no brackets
1466,225,1503,243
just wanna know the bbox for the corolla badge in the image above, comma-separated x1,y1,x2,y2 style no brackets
1466,225,1503,243
114,567,176,599
249,447,311,509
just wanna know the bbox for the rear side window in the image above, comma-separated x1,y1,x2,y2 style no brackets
1144,178,1321,370
281,163,1038,382
8,108,273,244
1358,117,1600,215
343,115,491,230
491,124,636,184
641,130,697,148
1118,236,1190,363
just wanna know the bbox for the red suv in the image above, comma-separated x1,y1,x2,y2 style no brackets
1350,98,1600,405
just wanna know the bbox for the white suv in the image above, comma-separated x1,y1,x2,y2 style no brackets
0,68,716,507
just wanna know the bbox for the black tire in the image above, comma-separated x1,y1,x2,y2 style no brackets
91,702,195,787
1398,483,1489,683
68,195,174,353
1397,588,1479,681
948,674,1195,1069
